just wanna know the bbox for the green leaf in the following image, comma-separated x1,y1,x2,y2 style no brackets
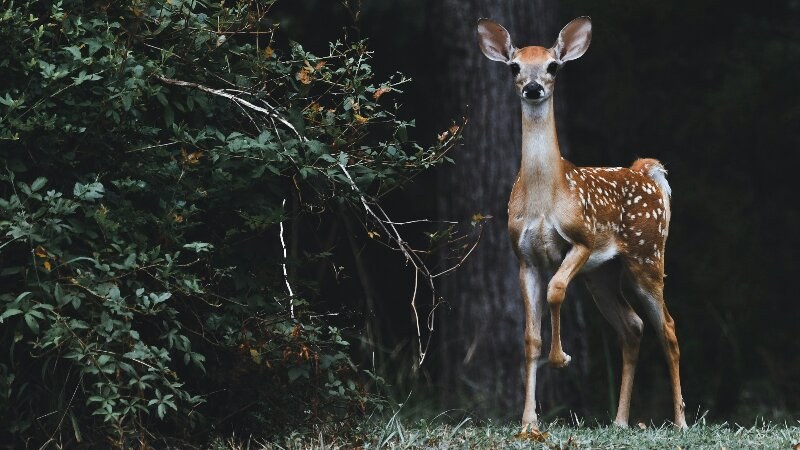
163,105,174,128
288,366,309,382
14,292,32,304
30,177,47,192
73,182,104,201
24,313,39,334
0,308,23,322
64,46,82,60
54,283,65,304
182,242,213,253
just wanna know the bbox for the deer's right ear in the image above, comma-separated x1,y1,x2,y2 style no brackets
478,19,515,62
553,17,592,63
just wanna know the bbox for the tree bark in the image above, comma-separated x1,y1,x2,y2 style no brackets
428,0,589,420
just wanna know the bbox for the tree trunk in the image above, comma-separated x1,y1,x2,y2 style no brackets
428,0,589,420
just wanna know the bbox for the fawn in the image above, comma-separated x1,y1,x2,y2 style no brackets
477,16,687,431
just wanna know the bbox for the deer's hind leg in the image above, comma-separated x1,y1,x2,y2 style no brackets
584,260,643,428
625,261,688,429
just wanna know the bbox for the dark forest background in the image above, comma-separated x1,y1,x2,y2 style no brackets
275,0,800,424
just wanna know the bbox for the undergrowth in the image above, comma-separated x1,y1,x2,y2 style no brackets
215,417,800,449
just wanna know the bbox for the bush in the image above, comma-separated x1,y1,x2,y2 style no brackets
0,0,457,446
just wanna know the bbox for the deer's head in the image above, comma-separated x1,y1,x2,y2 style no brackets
478,17,592,103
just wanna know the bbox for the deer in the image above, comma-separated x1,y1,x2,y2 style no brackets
477,17,687,432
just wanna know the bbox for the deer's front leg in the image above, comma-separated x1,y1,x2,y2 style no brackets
547,244,590,368
519,265,544,432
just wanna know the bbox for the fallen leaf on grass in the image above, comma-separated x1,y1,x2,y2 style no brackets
514,429,549,442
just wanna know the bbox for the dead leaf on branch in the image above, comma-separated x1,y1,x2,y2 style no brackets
181,148,203,165
307,102,323,118
297,68,313,85
35,246,54,271
373,86,391,100
470,213,492,226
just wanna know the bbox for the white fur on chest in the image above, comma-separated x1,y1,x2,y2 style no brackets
515,214,568,269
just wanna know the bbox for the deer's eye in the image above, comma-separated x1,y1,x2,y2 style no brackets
547,62,560,75
509,63,520,76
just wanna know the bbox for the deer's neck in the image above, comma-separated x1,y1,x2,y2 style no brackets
519,99,564,206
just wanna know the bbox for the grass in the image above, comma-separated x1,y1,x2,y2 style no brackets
216,417,800,449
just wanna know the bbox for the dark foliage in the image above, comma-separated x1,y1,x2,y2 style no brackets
0,0,459,446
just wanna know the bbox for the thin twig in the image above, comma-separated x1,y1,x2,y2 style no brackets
279,198,295,319
431,229,483,279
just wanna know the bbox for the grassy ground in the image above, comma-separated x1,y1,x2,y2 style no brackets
217,418,800,449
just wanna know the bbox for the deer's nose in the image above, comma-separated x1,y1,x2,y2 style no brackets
522,82,544,100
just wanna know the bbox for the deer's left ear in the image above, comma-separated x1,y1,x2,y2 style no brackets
553,17,592,62
477,19,516,62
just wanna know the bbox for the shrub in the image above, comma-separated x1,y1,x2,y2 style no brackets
0,0,457,446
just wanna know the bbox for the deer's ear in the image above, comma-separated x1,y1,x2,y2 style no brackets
478,19,515,62
553,17,592,62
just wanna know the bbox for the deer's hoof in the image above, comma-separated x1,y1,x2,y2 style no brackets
519,422,538,434
549,351,571,368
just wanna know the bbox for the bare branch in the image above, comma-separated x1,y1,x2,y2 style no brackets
154,76,306,142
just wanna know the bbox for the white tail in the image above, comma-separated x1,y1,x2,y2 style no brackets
478,17,687,431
